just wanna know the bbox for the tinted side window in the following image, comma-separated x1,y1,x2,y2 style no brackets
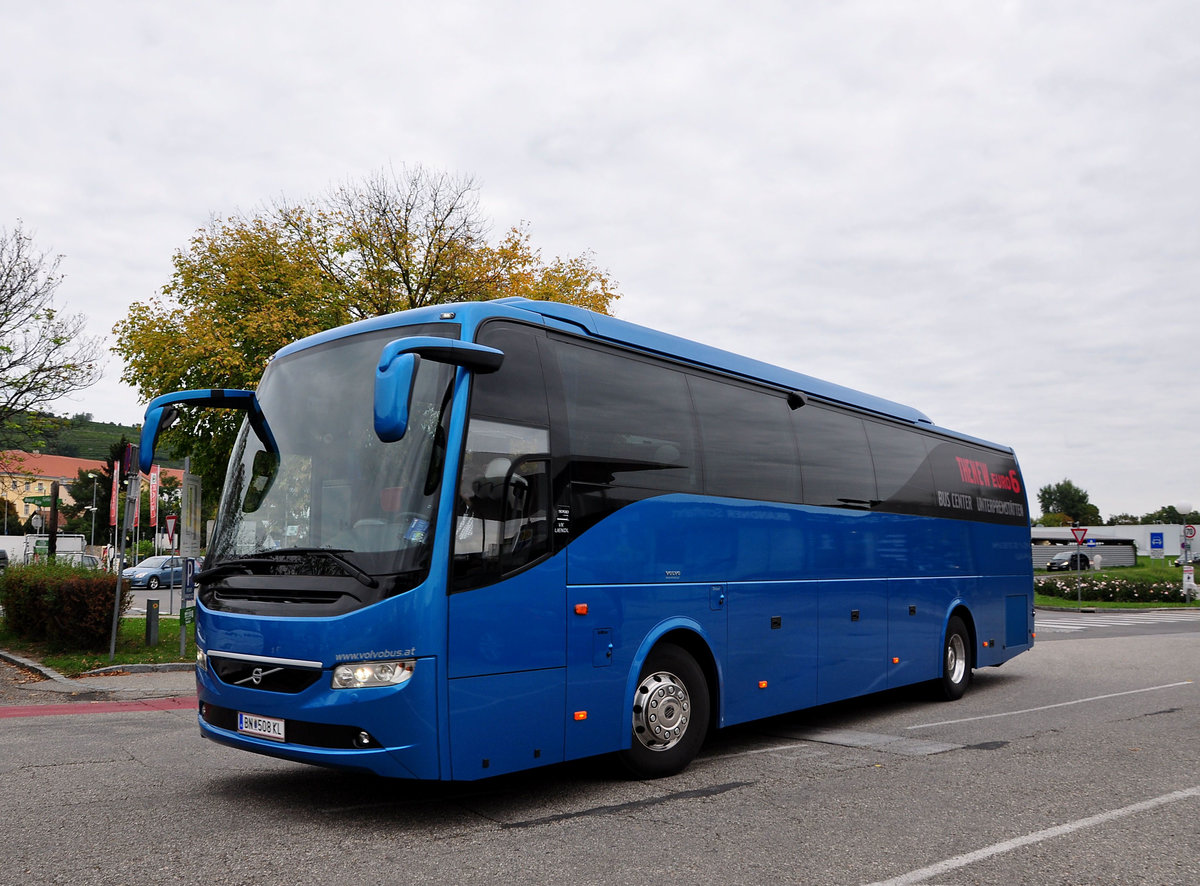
689,375,800,503
453,324,552,592
865,420,936,515
794,407,877,508
554,340,699,494
470,323,549,425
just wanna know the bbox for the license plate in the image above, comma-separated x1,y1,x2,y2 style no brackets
237,712,286,742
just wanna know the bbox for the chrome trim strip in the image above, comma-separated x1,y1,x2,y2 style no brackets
207,650,323,669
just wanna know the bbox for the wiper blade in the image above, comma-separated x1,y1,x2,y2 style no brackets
194,562,254,583
242,547,380,588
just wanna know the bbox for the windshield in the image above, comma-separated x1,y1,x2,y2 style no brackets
207,324,458,587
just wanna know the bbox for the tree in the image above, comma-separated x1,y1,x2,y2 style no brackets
275,166,619,316
114,165,621,498
113,215,349,496
0,222,103,461
1139,505,1200,525
1036,479,1101,525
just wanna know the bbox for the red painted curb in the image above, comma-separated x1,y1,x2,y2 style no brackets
0,695,196,719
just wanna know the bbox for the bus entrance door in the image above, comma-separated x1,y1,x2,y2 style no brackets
446,562,567,779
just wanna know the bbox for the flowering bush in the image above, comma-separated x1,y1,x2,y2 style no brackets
1036,574,1194,604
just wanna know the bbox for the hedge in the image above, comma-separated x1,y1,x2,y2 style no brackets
0,563,132,650
1037,573,1194,605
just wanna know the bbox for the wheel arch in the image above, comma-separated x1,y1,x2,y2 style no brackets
945,603,978,671
627,620,722,735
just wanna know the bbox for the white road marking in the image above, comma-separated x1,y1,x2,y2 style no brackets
905,681,1194,730
862,786,1200,886
1035,609,1200,633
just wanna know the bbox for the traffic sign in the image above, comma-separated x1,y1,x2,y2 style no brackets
1185,525,1196,540
1071,527,1088,544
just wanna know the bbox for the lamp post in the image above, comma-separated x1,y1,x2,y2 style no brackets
87,472,98,547
1180,502,1194,603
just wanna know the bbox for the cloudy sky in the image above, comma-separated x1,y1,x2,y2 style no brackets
2,1,1197,520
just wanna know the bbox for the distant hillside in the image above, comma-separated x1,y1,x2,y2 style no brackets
23,412,185,468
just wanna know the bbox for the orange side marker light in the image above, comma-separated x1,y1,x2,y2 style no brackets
574,711,588,721
574,603,588,615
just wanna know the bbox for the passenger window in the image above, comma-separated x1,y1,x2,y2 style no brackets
555,341,699,493
689,375,800,502
865,421,936,512
471,323,549,425
453,420,550,590
794,407,877,508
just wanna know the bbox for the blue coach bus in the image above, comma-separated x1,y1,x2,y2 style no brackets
140,297,1033,780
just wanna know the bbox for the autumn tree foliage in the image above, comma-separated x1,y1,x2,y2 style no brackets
113,165,620,497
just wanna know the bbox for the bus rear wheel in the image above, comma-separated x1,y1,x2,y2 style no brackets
938,616,972,701
619,644,709,778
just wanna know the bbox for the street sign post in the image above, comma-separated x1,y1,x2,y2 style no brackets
110,445,141,660
1185,526,1197,602
180,558,196,657
1070,527,1088,610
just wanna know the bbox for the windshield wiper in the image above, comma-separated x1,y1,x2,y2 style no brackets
194,562,254,583
197,548,380,588
240,547,380,588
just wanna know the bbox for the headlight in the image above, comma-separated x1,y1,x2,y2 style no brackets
332,659,415,689
196,648,208,673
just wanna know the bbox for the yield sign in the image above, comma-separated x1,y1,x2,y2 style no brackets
1071,527,1088,544
165,514,179,546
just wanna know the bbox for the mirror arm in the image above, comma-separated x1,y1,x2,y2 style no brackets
140,388,272,474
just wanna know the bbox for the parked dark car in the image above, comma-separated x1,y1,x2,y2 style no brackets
1046,550,1090,571
121,555,190,589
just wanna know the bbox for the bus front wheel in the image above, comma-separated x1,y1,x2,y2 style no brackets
939,616,972,701
619,644,710,778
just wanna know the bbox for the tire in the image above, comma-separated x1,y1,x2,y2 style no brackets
618,644,710,778
938,616,972,701
147,575,160,590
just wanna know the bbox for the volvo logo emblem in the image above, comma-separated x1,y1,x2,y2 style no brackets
234,665,284,687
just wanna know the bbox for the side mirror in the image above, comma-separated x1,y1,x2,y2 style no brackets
242,449,280,512
374,352,420,443
373,337,504,442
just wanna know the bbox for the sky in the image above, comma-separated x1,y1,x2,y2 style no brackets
2,1,1198,520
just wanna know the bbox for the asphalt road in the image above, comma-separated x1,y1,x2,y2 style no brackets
1,615,1196,886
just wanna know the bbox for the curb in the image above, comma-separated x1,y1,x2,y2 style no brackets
0,649,76,685
1035,605,1198,613
0,649,193,681
83,662,194,675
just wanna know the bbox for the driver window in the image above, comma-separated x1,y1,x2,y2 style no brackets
453,419,550,591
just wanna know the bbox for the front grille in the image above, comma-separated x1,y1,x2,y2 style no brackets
200,703,381,749
210,656,322,694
